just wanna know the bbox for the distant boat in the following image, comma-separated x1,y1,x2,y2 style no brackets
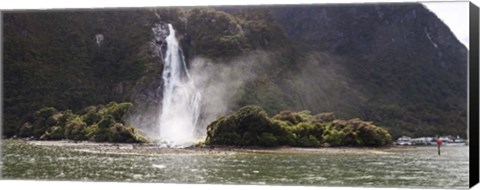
443,136,466,146
433,136,467,146
411,137,434,145
395,136,412,146
395,136,468,146
395,136,466,146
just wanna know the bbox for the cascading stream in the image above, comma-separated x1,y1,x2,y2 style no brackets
156,23,202,147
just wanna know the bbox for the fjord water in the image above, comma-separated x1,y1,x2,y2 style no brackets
2,140,468,188
156,24,201,147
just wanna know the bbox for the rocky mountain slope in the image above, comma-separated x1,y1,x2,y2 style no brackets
2,3,467,138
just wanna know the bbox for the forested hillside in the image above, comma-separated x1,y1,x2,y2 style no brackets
2,3,467,139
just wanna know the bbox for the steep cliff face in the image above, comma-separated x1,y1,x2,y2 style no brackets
2,3,468,138
265,3,468,137
2,10,157,136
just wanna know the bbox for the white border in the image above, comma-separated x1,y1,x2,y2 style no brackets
0,0,477,190
0,0,472,10
0,180,452,190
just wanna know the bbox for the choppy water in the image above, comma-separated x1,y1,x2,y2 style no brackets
1,140,469,188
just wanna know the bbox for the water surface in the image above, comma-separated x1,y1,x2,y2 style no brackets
1,140,469,188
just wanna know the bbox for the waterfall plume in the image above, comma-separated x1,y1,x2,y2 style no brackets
155,23,202,147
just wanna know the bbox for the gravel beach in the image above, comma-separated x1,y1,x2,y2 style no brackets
22,140,399,156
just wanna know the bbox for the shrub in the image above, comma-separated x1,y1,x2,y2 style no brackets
16,102,148,143
312,112,336,123
233,105,273,133
242,131,257,146
57,110,75,127
34,107,58,119
98,115,116,129
206,116,239,144
272,111,305,125
64,117,87,141
207,115,246,145
18,122,33,138
83,110,102,126
258,132,278,147
322,129,346,146
297,135,321,147
110,123,134,142
206,105,283,146
205,116,227,144
44,125,64,140
356,124,392,146
340,125,359,146
81,105,97,115
271,120,296,145
106,102,133,122
85,124,110,142
31,107,59,138
209,132,243,145
205,106,392,147
186,8,249,58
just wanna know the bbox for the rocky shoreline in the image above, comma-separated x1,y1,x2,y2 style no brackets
3,139,400,156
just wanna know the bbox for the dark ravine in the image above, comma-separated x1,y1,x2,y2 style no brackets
3,3,467,141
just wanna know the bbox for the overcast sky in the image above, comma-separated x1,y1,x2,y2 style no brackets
422,1,470,49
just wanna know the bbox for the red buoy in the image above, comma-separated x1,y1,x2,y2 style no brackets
436,137,442,155
436,138,443,145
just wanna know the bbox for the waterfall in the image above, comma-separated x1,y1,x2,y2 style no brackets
156,24,202,147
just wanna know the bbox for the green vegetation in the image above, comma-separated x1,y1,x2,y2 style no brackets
185,8,249,59
3,5,467,140
3,10,157,137
16,102,148,143
206,105,392,147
